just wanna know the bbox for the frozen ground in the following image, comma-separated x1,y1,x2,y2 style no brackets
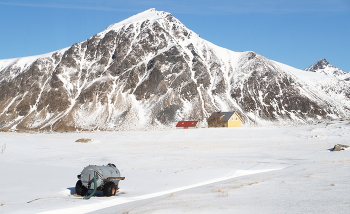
0,120,350,214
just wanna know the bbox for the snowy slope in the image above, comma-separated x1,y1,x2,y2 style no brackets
0,9,349,132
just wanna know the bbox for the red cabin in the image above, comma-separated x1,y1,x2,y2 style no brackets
176,121,198,129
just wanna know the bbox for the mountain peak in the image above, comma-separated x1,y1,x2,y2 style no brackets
305,58,330,71
319,58,329,64
305,58,345,77
104,8,172,32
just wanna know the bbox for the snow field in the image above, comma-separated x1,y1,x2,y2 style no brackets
0,120,349,213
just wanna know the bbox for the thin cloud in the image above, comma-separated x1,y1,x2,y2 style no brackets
179,0,350,14
0,0,348,14
0,1,139,12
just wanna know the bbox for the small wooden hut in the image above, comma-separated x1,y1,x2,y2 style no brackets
176,121,198,129
207,111,242,128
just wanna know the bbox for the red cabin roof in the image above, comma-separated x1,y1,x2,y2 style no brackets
176,121,198,127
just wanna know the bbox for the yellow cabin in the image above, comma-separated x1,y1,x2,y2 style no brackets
207,111,242,128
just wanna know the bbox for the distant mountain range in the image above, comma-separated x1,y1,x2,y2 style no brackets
0,8,349,132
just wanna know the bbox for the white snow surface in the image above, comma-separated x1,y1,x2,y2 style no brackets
0,48,68,72
103,8,168,33
1,120,350,214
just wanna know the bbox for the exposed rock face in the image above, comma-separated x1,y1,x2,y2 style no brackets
332,144,349,151
0,9,349,132
230,54,332,122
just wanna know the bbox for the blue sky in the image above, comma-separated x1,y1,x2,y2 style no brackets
0,0,349,72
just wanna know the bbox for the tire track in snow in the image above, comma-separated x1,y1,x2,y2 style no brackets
39,168,283,214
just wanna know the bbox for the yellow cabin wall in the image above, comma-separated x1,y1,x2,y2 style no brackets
207,112,242,128
227,113,242,127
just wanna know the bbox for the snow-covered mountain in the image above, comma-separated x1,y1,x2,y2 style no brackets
0,8,349,132
305,58,349,79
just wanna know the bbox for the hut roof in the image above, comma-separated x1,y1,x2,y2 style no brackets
176,121,198,127
207,112,238,122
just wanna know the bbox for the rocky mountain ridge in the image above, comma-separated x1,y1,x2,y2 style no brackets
305,58,348,79
0,8,349,132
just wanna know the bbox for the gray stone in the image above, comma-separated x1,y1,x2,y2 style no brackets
332,144,349,151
